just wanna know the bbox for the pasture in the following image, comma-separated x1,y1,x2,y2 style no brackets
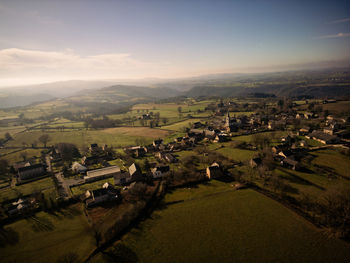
0,204,96,263
0,177,56,203
91,181,350,263
6,127,171,149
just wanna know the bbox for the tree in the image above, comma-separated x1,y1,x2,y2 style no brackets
56,143,80,162
4,132,12,141
0,159,9,175
39,134,51,147
162,117,168,125
20,152,27,161
177,106,182,113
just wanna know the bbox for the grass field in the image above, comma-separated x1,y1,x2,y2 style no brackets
6,127,171,149
160,118,204,131
207,141,256,162
0,148,43,165
0,204,96,263
0,177,55,203
310,149,350,179
70,177,115,196
90,181,350,263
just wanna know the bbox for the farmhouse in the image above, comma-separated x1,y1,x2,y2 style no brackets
7,197,36,217
281,158,300,170
17,163,46,182
12,161,31,172
89,143,100,153
84,165,121,182
249,157,262,168
85,183,118,208
126,146,147,157
151,165,170,179
308,131,340,144
129,163,144,181
72,162,87,174
81,155,105,166
153,139,163,147
114,171,132,185
206,163,223,179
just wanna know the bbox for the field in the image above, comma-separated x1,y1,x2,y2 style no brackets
70,177,115,196
0,177,56,203
160,118,204,131
6,127,171,150
90,181,350,263
0,204,96,263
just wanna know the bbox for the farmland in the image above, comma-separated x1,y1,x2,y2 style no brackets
90,181,350,263
0,204,96,263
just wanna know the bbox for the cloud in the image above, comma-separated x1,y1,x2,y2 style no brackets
0,48,172,86
317,32,350,39
329,17,350,24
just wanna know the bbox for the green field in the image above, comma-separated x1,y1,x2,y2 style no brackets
160,118,204,131
90,181,350,263
0,204,96,263
70,177,115,196
6,127,171,149
0,177,56,203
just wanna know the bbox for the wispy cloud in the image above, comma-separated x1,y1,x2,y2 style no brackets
329,17,350,24
317,32,350,39
0,48,174,86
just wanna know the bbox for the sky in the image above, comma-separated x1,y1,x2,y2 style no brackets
0,0,350,87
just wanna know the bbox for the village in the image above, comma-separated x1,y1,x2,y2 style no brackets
0,97,350,262
1,98,349,217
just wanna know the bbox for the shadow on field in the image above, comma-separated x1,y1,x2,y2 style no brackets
0,227,19,247
101,243,139,263
27,216,55,232
215,175,235,183
279,168,325,190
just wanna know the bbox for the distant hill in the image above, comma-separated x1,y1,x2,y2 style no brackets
67,85,181,104
0,93,55,108
183,69,350,98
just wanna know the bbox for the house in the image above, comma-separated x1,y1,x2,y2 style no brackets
204,129,216,140
308,131,340,144
278,150,293,159
18,164,46,182
155,152,177,163
129,163,144,181
304,112,314,119
72,162,87,174
85,183,118,208
84,165,121,183
281,135,294,144
323,127,335,135
126,146,147,157
151,165,170,179
281,158,300,170
153,139,163,149
12,161,31,173
89,143,100,153
114,171,132,185
7,198,35,217
298,127,310,136
213,134,227,143
206,163,223,179
249,157,262,168
188,129,205,141
81,155,105,166
299,140,306,147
